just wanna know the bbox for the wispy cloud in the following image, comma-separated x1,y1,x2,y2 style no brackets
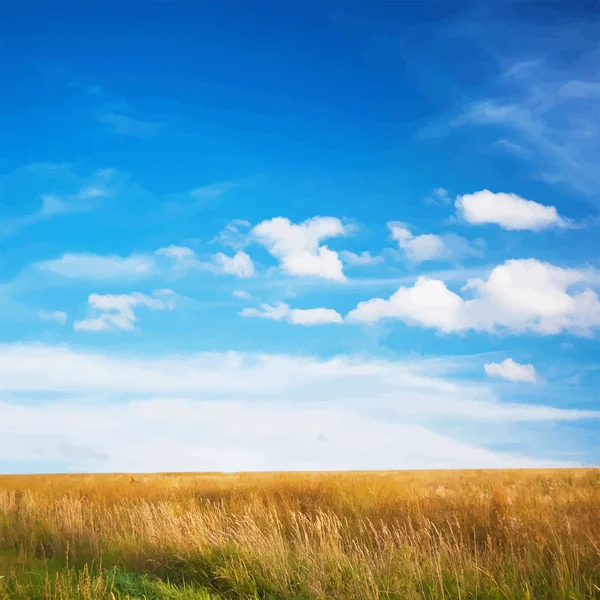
212,219,252,250
97,112,164,139
233,290,252,300
387,222,483,263
340,251,384,267
423,187,452,206
450,56,600,196
190,181,239,203
38,253,156,280
0,344,594,471
0,166,114,237
38,310,68,325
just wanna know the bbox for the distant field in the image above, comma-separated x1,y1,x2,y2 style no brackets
0,470,599,599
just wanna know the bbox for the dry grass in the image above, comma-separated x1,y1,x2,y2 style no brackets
0,469,599,599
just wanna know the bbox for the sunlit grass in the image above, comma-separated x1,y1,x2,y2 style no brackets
0,470,599,598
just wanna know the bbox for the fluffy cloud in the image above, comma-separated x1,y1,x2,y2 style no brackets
484,359,538,383
74,290,175,332
347,259,600,335
39,253,155,280
340,250,384,266
214,251,255,278
0,344,593,472
38,310,67,324
240,302,343,325
252,216,349,281
456,190,570,231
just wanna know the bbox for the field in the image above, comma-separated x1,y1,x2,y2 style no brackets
0,470,599,599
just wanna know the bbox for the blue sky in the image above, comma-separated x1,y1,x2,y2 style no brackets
1,0,599,473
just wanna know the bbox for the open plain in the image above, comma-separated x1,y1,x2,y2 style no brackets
0,469,599,599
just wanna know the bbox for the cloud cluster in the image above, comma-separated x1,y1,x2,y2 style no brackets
252,217,349,281
347,259,600,336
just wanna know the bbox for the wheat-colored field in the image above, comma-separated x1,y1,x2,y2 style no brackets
0,470,599,599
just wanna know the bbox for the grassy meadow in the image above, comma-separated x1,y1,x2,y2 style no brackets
0,469,599,599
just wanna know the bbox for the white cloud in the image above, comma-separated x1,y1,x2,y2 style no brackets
74,290,174,332
38,310,67,325
484,358,538,383
252,216,349,281
0,344,593,472
340,250,383,266
347,258,600,336
240,302,343,326
39,253,156,280
214,251,255,278
233,290,252,300
456,190,570,231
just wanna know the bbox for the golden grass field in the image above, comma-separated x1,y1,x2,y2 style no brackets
0,469,599,599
